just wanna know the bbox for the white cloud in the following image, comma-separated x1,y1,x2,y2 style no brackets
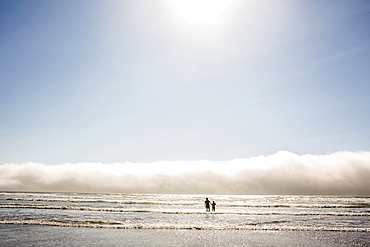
1,151,370,195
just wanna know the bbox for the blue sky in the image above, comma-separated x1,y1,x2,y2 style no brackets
1,0,370,165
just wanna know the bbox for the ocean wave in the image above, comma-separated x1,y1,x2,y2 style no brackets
228,204,370,209
3,197,370,209
1,219,369,232
1,203,369,216
1,197,201,206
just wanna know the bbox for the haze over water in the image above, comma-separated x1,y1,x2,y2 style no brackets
1,151,370,195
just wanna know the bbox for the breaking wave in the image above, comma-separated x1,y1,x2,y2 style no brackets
1,203,369,216
1,219,369,232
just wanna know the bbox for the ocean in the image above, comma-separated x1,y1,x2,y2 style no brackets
1,192,370,246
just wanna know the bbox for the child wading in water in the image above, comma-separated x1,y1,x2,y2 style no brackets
211,201,216,212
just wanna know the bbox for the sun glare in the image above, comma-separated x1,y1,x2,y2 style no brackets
168,0,236,25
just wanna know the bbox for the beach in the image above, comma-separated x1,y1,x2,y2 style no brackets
1,225,369,246
1,192,370,246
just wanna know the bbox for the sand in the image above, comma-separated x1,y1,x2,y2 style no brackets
1,225,369,246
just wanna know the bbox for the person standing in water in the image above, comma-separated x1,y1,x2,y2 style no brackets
211,201,216,212
204,198,211,212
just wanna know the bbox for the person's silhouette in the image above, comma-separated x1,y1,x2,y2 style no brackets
211,201,216,212
204,198,211,212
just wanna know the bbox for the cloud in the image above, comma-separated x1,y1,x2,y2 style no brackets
1,151,370,195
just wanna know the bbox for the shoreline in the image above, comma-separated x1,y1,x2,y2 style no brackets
1,225,369,246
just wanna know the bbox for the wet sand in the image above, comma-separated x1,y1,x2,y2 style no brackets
1,225,369,246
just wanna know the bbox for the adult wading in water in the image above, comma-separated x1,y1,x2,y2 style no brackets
205,198,211,212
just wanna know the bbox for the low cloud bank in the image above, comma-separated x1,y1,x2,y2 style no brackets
1,151,370,195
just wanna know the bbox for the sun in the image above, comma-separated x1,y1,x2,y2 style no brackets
167,0,237,26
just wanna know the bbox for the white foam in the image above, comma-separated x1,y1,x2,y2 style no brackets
1,220,369,232
1,204,369,216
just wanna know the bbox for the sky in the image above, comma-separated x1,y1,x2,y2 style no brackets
1,0,370,194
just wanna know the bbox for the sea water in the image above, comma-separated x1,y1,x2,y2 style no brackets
1,192,369,232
